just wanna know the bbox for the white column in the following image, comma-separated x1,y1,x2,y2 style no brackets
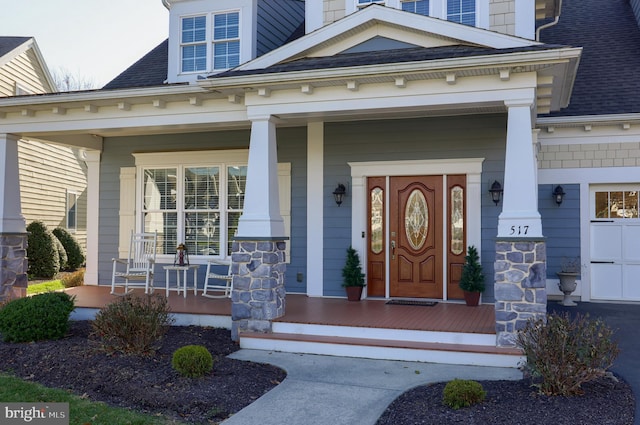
0,134,26,233
307,121,324,296
237,115,285,238
305,0,323,33
497,100,542,238
515,0,535,40
84,150,101,285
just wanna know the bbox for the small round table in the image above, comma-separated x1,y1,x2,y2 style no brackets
163,265,199,298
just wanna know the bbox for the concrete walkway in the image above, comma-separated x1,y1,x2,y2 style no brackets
222,350,522,425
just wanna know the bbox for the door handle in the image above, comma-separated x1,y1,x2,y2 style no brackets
391,240,396,259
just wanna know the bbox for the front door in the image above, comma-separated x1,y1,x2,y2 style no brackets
390,176,443,298
366,175,467,299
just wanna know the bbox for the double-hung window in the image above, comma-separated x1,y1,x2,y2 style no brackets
401,0,429,15
213,12,240,70
137,152,247,260
66,191,77,231
447,0,475,26
181,15,207,73
180,11,240,74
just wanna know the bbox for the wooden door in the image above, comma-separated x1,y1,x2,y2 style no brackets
447,175,466,299
367,177,386,296
389,176,443,298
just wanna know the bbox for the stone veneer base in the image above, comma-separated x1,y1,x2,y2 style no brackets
0,233,28,302
231,240,287,341
494,240,547,347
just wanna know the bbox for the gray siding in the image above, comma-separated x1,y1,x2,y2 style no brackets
256,0,305,57
97,128,308,292
539,183,580,276
323,114,508,300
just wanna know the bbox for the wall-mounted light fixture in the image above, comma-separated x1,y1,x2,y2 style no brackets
488,180,503,206
333,183,347,207
553,185,566,206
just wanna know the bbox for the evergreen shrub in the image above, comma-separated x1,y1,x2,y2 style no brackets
0,292,75,342
53,228,85,270
27,221,60,279
442,379,486,409
172,345,215,378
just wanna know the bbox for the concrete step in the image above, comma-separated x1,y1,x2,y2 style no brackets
239,331,524,368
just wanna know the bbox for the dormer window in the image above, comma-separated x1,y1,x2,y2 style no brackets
447,0,475,26
213,12,240,70
179,11,241,74
401,1,429,15
358,0,386,6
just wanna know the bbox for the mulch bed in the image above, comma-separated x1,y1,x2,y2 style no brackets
0,321,286,424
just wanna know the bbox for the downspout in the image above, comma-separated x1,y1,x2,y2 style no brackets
535,0,562,41
161,0,170,10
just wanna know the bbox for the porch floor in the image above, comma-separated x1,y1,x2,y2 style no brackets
65,285,495,335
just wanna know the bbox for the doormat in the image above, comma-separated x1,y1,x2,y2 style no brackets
386,299,438,307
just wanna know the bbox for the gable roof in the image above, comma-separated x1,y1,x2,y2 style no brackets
540,0,640,117
0,37,31,58
235,5,541,73
102,39,170,90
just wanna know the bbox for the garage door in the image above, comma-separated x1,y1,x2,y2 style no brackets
591,187,640,301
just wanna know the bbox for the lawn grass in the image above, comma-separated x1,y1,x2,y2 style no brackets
26,280,65,295
0,374,181,425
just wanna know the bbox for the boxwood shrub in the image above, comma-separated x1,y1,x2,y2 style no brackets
0,292,75,342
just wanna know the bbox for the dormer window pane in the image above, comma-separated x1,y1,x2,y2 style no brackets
213,12,240,70
214,12,240,40
401,0,429,15
447,0,475,26
182,44,207,72
182,16,206,43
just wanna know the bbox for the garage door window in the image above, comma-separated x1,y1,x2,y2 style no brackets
595,190,638,219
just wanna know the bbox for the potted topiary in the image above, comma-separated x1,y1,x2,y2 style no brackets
557,256,580,306
459,245,485,306
342,246,366,301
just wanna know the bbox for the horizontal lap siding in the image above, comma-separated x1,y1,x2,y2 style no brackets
18,140,88,249
0,50,51,95
97,129,308,291
324,114,507,299
539,183,580,276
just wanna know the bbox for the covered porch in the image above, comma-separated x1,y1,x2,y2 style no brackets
66,285,523,368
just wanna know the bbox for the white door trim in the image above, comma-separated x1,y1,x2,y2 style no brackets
349,158,484,298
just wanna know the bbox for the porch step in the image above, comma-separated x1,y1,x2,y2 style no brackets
239,331,524,368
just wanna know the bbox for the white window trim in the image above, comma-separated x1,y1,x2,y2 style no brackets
179,9,241,76
212,10,241,71
131,150,291,264
134,150,249,263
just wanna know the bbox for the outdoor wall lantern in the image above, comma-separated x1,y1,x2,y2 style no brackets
333,183,347,207
553,185,566,206
174,243,190,266
488,180,503,206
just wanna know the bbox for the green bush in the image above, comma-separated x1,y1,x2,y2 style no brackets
90,294,174,356
62,270,84,288
442,379,486,410
53,228,85,271
172,345,214,378
0,292,75,342
27,221,60,279
54,236,68,271
515,312,619,396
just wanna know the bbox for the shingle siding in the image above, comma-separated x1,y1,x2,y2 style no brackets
257,0,305,57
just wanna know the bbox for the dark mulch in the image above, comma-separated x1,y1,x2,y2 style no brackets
0,321,286,424
377,376,635,425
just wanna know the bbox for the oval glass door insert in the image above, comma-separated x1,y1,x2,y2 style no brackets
405,189,428,250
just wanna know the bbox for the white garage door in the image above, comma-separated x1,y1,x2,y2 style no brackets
590,187,640,301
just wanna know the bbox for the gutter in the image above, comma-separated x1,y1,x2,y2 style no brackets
536,0,562,41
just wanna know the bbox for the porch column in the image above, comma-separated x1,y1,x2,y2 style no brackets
232,115,287,340
494,101,546,347
83,150,100,285
0,133,27,301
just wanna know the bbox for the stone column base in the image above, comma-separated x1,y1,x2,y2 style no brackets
231,240,287,341
494,239,547,347
0,233,28,302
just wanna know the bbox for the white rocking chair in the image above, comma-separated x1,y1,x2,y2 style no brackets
202,258,233,298
111,231,157,295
